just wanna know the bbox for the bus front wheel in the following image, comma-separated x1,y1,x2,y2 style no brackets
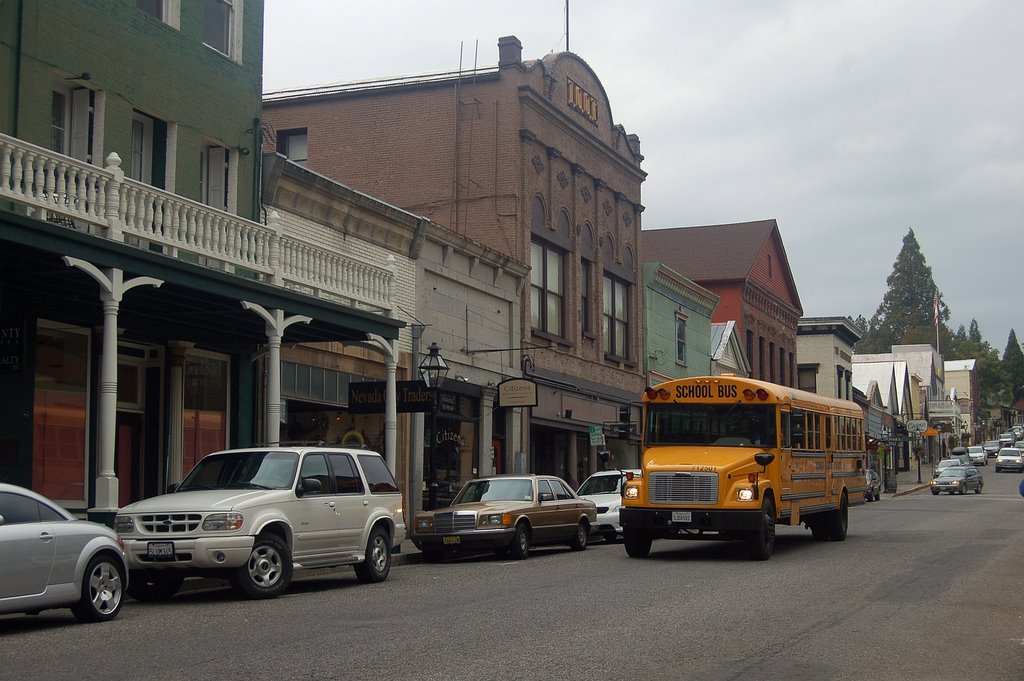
623,528,652,558
746,497,776,560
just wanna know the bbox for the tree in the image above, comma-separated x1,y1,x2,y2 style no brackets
857,229,949,353
1003,329,1024,404
945,319,1007,415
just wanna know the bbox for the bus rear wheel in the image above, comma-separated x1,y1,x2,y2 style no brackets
623,528,652,558
826,493,849,541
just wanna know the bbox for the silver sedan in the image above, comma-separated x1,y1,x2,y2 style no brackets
0,483,127,622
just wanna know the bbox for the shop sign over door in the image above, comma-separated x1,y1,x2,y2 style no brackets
497,378,538,408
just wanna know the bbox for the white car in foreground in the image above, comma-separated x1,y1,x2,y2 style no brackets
577,469,641,542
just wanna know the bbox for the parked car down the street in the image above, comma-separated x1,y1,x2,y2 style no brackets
864,469,882,502
995,448,1024,473
929,466,983,495
410,475,597,561
967,446,987,466
577,469,641,541
0,483,127,622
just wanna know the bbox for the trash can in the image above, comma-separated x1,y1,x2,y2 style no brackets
884,472,898,493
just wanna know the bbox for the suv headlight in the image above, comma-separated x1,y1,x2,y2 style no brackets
114,515,134,534
202,512,243,531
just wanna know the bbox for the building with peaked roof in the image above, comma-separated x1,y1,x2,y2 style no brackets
710,321,751,377
641,220,803,386
262,35,646,483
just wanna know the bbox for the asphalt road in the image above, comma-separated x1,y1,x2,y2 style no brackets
3,472,1023,681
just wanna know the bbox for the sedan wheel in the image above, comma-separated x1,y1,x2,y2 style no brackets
71,555,125,622
509,522,531,560
568,521,589,551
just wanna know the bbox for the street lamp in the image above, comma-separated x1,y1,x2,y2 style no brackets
419,342,449,511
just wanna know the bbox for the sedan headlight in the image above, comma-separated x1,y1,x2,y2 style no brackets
478,513,511,527
114,515,134,534
415,517,434,531
202,512,243,531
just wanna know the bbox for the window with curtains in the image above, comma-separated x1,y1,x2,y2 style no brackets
675,313,687,365
182,353,228,474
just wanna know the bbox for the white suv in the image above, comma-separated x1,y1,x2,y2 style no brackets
115,446,405,600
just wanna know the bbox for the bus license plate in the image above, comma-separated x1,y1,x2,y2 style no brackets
671,511,691,523
147,542,174,560
442,536,460,545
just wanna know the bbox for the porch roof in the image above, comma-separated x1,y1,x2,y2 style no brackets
2,212,402,347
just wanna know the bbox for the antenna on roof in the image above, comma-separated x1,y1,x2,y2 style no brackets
566,0,570,51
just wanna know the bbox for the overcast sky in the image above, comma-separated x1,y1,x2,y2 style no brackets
263,0,1023,351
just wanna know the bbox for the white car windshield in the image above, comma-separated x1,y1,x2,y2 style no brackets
177,451,299,491
578,474,623,495
454,479,534,503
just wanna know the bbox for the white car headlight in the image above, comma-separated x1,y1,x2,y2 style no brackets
202,512,243,531
114,515,134,534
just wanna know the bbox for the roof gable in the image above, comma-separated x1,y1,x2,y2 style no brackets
640,220,802,313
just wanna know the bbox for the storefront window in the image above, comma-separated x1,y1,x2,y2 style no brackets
32,323,90,504
183,353,228,473
426,391,479,507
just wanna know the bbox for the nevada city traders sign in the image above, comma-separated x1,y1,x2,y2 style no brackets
497,378,538,408
566,76,599,125
348,380,434,414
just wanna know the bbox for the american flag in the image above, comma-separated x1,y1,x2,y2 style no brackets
933,291,939,326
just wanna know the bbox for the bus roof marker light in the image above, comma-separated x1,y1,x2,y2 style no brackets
756,389,770,401
743,389,756,400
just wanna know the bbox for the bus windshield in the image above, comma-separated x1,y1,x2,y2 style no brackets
645,403,777,447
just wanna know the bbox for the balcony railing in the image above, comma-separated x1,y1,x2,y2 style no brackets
0,132,394,314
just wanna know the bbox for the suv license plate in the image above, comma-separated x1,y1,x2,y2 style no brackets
442,536,460,545
671,511,691,523
147,541,175,560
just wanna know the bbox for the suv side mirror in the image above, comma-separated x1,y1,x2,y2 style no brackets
297,477,322,497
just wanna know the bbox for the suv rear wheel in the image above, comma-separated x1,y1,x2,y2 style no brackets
353,525,391,583
230,534,292,599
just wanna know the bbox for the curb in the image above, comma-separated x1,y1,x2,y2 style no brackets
892,483,929,497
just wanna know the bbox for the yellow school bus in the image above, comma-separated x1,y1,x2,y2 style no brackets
620,375,866,560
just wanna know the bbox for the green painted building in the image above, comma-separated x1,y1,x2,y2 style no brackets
642,262,720,384
0,1,402,518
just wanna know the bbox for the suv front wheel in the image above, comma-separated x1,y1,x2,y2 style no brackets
231,534,293,599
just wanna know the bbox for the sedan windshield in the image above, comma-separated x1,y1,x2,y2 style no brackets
937,469,967,479
645,404,776,447
453,479,534,504
177,451,299,491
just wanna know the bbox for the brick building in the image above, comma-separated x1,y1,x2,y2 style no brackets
641,220,802,386
263,36,647,480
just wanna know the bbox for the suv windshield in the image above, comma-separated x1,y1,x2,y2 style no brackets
645,404,776,447
454,478,534,503
177,451,299,491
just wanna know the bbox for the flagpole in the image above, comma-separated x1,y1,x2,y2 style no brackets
934,290,940,353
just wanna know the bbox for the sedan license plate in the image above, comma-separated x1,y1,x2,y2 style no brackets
671,511,691,523
442,535,460,545
147,541,175,560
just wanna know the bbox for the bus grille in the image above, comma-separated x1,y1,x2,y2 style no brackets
648,472,719,504
433,511,477,533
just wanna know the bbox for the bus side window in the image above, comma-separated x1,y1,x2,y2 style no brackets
790,409,805,449
782,411,792,448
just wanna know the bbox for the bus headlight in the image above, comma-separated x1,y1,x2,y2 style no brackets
624,486,639,500
737,488,755,502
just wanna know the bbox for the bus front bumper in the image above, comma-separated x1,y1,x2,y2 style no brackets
620,507,763,537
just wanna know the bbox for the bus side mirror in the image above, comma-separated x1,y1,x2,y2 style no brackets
754,453,775,469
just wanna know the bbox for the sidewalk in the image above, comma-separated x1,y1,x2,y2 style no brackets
889,461,932,497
